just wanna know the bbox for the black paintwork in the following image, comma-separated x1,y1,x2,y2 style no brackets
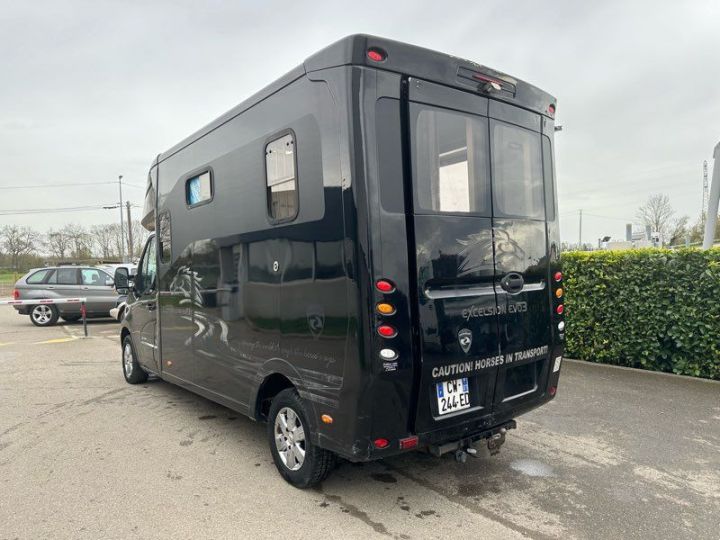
120,34,563,462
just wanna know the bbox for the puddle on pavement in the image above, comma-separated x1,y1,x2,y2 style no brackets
510,459,555,477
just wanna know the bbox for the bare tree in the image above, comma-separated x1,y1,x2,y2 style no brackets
0,225,39,270
63,223,92,259
129,220,148,260
45,228,71,259
637,194,675,243
109,223,124,260
91,224,116,259
667,215,689,246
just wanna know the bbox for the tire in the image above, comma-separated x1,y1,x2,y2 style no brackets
267,388,335,488
61,315,81,323
122,335,148,384
30,304,59,327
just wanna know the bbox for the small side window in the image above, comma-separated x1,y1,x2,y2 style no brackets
265,132,298,222
26,269,51,284
186,171,213,207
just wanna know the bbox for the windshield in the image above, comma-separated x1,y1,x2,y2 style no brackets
411,104,546,220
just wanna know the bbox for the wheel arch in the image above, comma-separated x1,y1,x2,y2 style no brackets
254,372,296,422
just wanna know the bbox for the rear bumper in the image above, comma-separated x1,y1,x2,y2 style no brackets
13,306,30,315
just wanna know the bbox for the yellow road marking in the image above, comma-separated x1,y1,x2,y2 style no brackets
34,336,78,345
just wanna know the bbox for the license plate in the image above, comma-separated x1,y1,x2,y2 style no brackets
436,377,470,415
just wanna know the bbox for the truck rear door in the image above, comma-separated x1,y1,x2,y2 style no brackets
407,79,552,435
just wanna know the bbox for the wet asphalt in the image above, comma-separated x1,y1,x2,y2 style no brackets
0,307,718,539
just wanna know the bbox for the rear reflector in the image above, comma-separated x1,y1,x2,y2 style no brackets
399,436,418,450
373,438,390,449
377,325,397,338
549,386,557,396
375,279,395,293
556,304,564,315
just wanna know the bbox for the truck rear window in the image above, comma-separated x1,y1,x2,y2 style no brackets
411,105,546,220
412,105,490,215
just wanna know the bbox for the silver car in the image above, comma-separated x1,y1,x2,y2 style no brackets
13,266,121,326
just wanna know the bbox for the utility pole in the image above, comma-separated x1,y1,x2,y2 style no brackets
125,201,134,260
578,209,583,250
702,160,709,228
118,175,125,262
703,142,720,249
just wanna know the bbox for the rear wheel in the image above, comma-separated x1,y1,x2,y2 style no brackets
30,304,59,327
267,388,335,488
122,336,148,384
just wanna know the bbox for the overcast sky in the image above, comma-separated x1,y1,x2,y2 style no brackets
1,0,718,245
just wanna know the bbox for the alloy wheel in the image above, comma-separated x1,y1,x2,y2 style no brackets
32,305,52,325
123,343,134,378
274,407,306,471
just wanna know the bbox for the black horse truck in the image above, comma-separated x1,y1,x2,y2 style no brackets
115,34,564,488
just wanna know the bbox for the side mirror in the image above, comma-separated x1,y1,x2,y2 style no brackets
114,267,129,290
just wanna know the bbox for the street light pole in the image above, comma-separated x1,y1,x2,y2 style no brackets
118,175,125,262
126,201,134,260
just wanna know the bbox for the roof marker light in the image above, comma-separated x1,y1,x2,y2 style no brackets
554,271,563,282
555,288,563,298
556,304,564,315
548,103,556,115
367,48,387,62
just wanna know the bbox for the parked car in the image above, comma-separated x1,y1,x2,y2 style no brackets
110,298,128,322
13,266,120,326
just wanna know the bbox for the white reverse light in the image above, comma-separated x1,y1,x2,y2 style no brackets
379,349,398,361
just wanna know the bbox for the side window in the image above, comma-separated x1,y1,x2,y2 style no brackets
26,269,51,284
139,240,157,293
265,132,298,222
81,269,111,286
186,171,213,207
56,268,79,285
159,211,172,263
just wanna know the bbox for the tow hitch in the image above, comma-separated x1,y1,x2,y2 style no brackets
429,420,516,461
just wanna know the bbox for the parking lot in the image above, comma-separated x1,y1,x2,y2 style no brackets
0,307,718,540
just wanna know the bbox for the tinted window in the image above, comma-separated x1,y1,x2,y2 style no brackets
81,269,110,286
412,105,490,215
186,171,212,207
491,121,544,219
26,269,51,284
57,268,78,285
265,132,298,221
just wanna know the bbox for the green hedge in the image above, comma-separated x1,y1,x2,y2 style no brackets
561,248,720,380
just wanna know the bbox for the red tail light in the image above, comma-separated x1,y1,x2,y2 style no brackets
13,289,20,300
549,386,557,396
373,438,390,449
556,304,564,315
375,279,395,293
377,325,397,338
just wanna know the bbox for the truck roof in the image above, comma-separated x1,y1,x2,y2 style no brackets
158,34,556,164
